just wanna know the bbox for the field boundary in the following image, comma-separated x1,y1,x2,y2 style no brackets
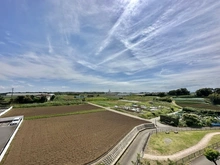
88,102,151,122
0,116,23,163
24,108,104,120
0,106,13,117
91,123,155,165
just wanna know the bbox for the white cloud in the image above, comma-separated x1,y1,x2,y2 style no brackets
1,0,220,92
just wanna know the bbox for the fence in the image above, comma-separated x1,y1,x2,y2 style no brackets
90,123,155,165
150,127,220,134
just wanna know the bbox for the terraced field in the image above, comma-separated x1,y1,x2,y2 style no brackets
174,98,220,110
1,106,148,165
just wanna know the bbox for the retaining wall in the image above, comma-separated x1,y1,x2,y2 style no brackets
91,123,155,165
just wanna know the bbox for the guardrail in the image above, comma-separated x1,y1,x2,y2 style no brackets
90,123,155,165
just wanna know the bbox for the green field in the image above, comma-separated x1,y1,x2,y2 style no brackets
173,97,220,111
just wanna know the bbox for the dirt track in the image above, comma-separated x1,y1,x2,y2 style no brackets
2,110,146,165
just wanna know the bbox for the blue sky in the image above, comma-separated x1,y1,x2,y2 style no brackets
0,0,220,93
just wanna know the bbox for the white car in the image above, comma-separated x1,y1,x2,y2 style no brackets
9,117,20,126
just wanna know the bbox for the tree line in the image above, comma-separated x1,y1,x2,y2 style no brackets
195,88,220,105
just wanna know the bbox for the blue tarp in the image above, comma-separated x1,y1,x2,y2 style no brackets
211,123,220,127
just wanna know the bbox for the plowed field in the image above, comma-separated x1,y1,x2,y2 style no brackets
2,104,99,117
2,110,148,165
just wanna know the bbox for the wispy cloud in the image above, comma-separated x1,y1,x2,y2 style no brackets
0,0,220,92
47,36,53,54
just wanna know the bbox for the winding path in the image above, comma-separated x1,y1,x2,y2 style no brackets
143,132,220,161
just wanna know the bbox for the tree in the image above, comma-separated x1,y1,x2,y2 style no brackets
39,95,47,103
50,95,55,101
196,88,213,97
158,92,166,97
0,95,4,101
209,93,220,105
214,88,220,94
168,88,190,96
204,148,220,165
168,90,176,96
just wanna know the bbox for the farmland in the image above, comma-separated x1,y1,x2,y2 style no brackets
88,96,180,119
1,106,148,165
2,104,99,117
173,97,220,111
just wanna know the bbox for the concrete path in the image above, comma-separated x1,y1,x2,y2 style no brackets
143,132,220,161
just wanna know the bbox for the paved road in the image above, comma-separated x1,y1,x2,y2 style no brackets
0,126,16,153
117,118,173,165
117,130,153,165
189,148,220,165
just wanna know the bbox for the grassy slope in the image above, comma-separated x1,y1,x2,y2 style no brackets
146,130,220,155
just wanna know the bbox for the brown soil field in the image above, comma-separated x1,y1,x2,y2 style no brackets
2,104,99,117
2,111,148,165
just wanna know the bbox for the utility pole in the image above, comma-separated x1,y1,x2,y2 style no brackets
11,88,14,104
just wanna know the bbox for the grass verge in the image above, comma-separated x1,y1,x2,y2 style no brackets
12,100,83,108
25,109,105,120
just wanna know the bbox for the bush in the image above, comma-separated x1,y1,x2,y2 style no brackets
209,93,220,105
182,113,202,127
15,95,48,104
160,115,179,126
50,95,55,101
154,97,172,103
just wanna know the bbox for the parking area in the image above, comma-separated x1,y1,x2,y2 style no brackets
0,116,23,154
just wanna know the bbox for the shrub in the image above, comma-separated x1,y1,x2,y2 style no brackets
182,113,202,127
160,115,179,126
50,95,55,101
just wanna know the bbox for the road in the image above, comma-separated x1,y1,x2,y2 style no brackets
189,148,220,165
117,118,173,165
117,130,152,165
0,125,16,153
